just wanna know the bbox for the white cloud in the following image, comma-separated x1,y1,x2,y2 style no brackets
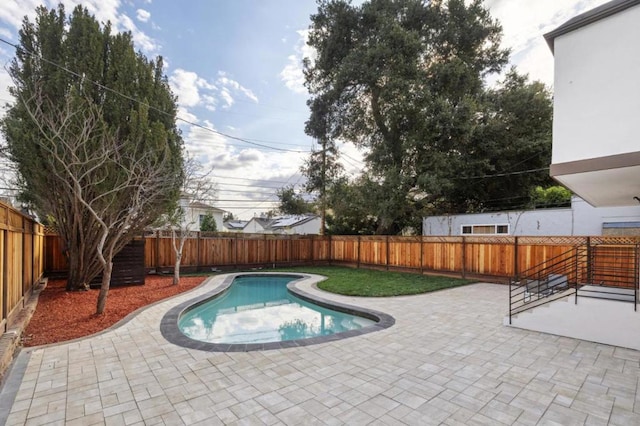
136,9,151,23
169,68,258,113
280,29,315,94
170,70,202,108
118,13,159,53
210,148,264,171
176,106,198,125
169,68,218,110
281,55,306,94
219,88,234,108
217,71,259,104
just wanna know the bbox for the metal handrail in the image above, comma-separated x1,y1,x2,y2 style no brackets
509,243,640,323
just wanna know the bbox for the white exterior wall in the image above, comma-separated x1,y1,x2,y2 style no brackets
571,197,640,234
552,5,640,164
423,196,640,236
281,217,321,235
423,209,574,236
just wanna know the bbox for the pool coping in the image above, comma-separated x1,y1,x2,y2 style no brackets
159,272,395,352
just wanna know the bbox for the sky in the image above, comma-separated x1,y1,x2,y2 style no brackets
0,0,610,220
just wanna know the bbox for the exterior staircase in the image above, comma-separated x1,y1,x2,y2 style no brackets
507,241,640,349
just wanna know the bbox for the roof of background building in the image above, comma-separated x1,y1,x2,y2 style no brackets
224,220,248,230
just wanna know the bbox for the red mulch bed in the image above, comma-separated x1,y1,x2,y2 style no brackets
23,275,207,347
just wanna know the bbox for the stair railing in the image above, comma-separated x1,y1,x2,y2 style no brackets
509,243,640,322
508,246,584,323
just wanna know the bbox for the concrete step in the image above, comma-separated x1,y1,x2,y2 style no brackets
577,285,637,302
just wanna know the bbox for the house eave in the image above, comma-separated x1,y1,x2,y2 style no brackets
551,151,640,207
544,0,640,53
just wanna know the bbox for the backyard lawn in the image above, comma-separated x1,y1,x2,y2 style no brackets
274,266,474,296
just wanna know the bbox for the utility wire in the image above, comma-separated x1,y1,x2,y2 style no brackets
456,167,549,180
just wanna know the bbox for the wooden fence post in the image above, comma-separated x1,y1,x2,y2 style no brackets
31,219,35,297
357,236,361,269
196,232,201,272
514,236,519,280
461,236,466,279
21,216,26,301
2,229,7,331
328,235,332,266
155,230,160,271
234,233,239,270
586,236,592,285
386,235,390,271
420,236,424,275
289,234,293,266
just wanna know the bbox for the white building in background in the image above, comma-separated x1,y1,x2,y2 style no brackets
242,214,321,235
180,200,225,232
544,0,640,207
422,196,640,236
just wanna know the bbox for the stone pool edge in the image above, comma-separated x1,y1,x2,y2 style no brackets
159,272,395,352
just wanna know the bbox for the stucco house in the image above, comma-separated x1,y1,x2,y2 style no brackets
423,196,640,236
545,0,640,207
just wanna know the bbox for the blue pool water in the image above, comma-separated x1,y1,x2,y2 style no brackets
178,275,375,344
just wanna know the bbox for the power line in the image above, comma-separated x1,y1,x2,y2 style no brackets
456,167,549,180
211,175,295,184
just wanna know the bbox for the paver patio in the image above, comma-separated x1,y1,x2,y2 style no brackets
1,274,639,425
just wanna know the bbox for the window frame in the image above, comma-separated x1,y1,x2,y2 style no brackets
460,224,510,235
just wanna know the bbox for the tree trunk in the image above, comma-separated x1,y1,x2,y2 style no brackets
96,260,112,314
66,246,89,291
173,252,182,285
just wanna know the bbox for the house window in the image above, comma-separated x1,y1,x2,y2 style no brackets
461,224,509,235
199,214,206,225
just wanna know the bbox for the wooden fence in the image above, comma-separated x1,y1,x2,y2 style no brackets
0,201,44,333
44,232,640,283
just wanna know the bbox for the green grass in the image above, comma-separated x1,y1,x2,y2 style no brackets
272,266,474,297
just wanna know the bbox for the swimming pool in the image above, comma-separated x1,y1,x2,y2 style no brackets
160,273,395,351
179,275,374,344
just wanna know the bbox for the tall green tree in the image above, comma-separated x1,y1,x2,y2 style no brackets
275,186,315,215
325,176,378,235
530,185,572,209
1,4,183,293
304,0,552,233
200,213,218,232
424,70,554,213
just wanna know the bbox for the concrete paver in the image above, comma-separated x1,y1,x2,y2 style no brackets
2,274,639,425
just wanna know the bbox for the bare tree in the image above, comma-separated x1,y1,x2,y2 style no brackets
22,89,180,314
163,156,216,285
